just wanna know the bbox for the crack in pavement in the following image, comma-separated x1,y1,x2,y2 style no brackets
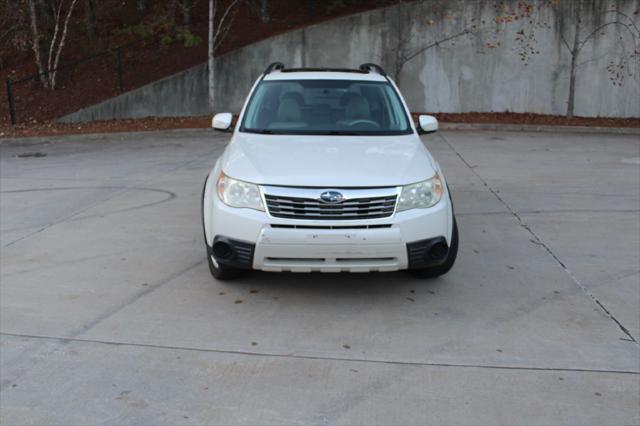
0,186,177,234
452,189,638,198
456,209,640,216
1,141,221,249
1,240,195,278
1,332,638,375
66,259,204,339
437,133,638,344
0,259,204,393
1,186,132,248
0,141,222,390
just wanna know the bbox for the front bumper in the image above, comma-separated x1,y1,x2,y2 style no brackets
206,192,453,273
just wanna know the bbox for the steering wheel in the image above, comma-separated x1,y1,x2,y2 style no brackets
346,119,380,128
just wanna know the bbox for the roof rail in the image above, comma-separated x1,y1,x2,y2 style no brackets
282,67,367,74
263,62,285,75
359,63,387,76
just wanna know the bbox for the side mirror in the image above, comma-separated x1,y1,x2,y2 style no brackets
417,115,438,134
212,112,233,131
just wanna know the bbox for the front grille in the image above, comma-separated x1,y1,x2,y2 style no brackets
265,194,397,220
271,224,392,230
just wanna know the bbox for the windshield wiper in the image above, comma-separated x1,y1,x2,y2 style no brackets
244,129,368,136
245,128,274,134
326,131,365,136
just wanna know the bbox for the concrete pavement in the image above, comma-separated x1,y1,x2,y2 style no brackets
1,129,638,425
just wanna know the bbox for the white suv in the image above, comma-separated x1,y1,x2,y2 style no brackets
202,63,458,280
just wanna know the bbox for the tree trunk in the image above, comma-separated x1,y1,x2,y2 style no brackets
84,0,96,40
37,0,53,29
182,0,192,31
136,0,146,11
393,3,405,86
566,3,581,118
208,0,215,111
208,0,241,111
258,0,269,23
50,0,79,89
394,62,403,87
27,0,47,87
46,1,62,88
566,51,578,118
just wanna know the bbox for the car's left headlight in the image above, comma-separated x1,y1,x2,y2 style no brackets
216,172,265,211
396,174,443,212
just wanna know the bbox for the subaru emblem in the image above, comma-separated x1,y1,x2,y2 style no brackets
319,190,344,204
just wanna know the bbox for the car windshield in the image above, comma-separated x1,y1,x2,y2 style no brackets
240,79,413,135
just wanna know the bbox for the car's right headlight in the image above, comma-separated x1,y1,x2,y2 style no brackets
396,174,443,212
216,172,265,211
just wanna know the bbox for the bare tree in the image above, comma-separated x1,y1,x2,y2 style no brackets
179,0,192,31
558,3,640,117
84,0,96,40
208,0,243,111
27,0,79,89
392,24,474,85
248,0,269,24
46,0,79,89
1,0,28,70
389,1,530,85
37,0,54,29
27,0,47,85
0,19,18,51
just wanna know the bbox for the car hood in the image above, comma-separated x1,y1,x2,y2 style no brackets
219,133,437,187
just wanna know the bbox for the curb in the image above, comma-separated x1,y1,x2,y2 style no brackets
0,127,215,146
439,122,640,135
2,122,640,144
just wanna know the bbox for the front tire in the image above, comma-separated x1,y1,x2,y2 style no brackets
410,217,459,279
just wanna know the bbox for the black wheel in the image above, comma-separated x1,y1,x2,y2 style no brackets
202,174,246,281
410,217,459,279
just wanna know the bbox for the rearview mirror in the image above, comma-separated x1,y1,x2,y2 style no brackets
212,112,233,131
417,115,438,134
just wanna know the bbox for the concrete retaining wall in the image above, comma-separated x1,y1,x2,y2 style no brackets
61,0,640,122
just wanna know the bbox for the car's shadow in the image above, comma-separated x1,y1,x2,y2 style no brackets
213,268,450,302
